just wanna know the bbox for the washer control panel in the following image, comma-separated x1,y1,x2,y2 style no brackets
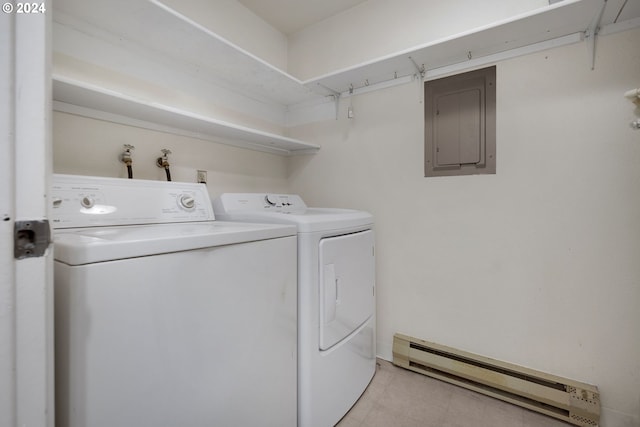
52,174,215,228
214,193,307,214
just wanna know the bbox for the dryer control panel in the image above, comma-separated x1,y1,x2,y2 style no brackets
52,174,214,228
213,193,307,214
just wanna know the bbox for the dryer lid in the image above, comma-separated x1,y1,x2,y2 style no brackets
213,193,373,233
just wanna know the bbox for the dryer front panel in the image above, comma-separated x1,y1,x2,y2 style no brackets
319,229,375,351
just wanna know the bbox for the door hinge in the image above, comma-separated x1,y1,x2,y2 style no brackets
14,220,51,259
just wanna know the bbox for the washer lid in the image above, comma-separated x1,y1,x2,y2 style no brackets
213,193,373,233
54,221,296,265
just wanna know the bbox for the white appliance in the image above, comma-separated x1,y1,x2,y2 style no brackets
213,193,376,427
52,175,298,427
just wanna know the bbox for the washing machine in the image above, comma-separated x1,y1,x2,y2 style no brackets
213,193,376,427
52,175,298,427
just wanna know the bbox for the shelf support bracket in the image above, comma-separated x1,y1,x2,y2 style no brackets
317,83,342,120
409,56,426,78
409,56,426,104
585,0,607,70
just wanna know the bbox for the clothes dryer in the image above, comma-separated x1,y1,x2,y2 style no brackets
52,175,297,427
213,193,376,427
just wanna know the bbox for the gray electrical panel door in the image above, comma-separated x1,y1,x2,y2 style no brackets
435,88,482,167
425,66,496,177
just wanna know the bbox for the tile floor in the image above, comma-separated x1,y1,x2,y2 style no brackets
336,359,573,427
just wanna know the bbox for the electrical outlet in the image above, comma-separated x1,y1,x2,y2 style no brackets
197,170,207,184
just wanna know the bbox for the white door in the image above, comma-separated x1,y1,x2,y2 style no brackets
319,230,375,351
0,3,54,427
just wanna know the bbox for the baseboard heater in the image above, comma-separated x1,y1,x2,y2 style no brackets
393,333,600,427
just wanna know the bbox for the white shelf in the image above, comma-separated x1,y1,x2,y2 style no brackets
53,0,321,106
52,0,615,153
305,0,603,95
54,0,606,107
52,76,320,156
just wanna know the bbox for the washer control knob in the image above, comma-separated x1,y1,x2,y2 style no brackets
81,196,95,209
265,195,276,206
179,194,196,210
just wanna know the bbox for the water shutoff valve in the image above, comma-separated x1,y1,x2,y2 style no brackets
157,149,172,168
121,144,135,166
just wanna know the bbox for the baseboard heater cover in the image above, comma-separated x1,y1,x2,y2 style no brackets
392,333,600,427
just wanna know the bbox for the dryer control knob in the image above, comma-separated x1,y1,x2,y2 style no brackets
265,195,276,206
179,194,196,210
81,196,95,209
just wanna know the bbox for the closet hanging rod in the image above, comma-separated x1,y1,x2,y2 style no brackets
343,74,415,97
317,72,416,99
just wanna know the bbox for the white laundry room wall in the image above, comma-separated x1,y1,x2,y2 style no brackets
53,111,291,196
51,0,640,425
287,27,640,427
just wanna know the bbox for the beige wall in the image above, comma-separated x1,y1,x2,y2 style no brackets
53,111,290,198
288,28,640,426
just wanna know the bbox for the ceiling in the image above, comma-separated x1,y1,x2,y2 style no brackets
237,0,368,35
